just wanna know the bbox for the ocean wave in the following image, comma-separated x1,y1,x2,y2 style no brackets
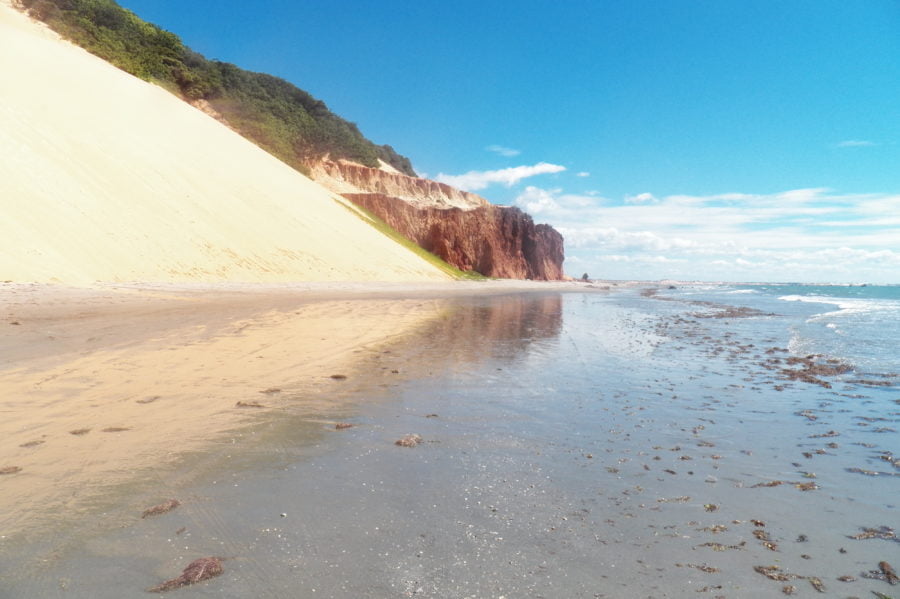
781,294,899,315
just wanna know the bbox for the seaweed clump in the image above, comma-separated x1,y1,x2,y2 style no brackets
147,557,223,593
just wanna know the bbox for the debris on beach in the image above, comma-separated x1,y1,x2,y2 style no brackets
836,575,856,582
807,576,825,592
147,556,223,593
754,565,797,581
141,499,181,518
329,374,348,380
850,526,895,541
879,452,900,469
676,563,719,573
696,524,728,533
395,434,423,447
697,541,744,551
335,422,354,430
136,396,160,404
69,428,91,435
704,503,718,512
19,440,45,448
259,387,281,394
102,426,130,432
794,482,818,491
847,467,897,477
809,430,840,438
752,480,784,488
0,466,22,475
781,584,797,595
657,496,691,503
880,561,899,585
235,400,265,408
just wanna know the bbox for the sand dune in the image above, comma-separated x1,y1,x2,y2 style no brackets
0,1,447,283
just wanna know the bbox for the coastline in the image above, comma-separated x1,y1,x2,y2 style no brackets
2,282,897,598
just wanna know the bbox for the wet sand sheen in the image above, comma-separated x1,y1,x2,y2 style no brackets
3,285,896,598
0,284,462,539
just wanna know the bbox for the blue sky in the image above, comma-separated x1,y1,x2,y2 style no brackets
118,0,900,283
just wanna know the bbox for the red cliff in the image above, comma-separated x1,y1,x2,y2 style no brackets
311,160,565,280
344,193,565,280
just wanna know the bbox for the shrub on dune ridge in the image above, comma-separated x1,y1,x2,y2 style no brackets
14,0,416,176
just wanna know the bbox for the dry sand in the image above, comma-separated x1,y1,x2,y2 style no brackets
0,283,441,538
0,0,446,284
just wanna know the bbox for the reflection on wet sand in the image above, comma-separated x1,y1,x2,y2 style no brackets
0,290,565,588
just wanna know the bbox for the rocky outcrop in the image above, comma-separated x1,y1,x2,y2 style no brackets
310,160,488,210
310,159,565,280
344,193,565,280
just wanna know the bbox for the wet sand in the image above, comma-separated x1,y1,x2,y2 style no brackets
0,280,600,542
2,284,896,598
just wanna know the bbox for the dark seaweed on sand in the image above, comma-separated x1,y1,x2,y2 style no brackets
147,557,223,593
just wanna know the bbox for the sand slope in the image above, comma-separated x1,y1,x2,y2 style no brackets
0,2,447,283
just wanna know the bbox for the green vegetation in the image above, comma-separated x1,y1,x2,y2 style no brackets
337,201,488,281
16,0,416,175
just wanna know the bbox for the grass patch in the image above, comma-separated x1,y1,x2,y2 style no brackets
336,200,487,281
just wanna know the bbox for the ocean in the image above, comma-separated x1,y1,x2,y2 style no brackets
684,283,900,376
3,285,897,598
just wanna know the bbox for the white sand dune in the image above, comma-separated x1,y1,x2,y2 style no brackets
0,1,448,283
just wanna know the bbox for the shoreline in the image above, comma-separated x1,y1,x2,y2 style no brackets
3,282,897,597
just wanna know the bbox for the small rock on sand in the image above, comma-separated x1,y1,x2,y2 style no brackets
235,400,265,408
395,434,423,447
335,422,354,430
330,374,348,380
147,557,224,593
0,466,23,475
142,499,181,518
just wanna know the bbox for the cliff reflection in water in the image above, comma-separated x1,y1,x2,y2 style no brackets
396,293,563,371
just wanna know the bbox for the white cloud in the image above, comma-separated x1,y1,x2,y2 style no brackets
624,192,658,204
519,186,900,283
434,162,566,191
576,171,590,177
514,186,560,215
486,144,521,157
836,140,876,147
513,186,605,218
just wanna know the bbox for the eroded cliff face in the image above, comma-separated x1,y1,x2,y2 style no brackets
310,160,565,280
310,160,488,210
345,193,565,280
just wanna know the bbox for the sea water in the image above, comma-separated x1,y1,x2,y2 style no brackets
2,287,897,598
685,283,900,375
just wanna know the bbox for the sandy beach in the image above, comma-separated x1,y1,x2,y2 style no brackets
0,280,602,540
2,283,898,598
